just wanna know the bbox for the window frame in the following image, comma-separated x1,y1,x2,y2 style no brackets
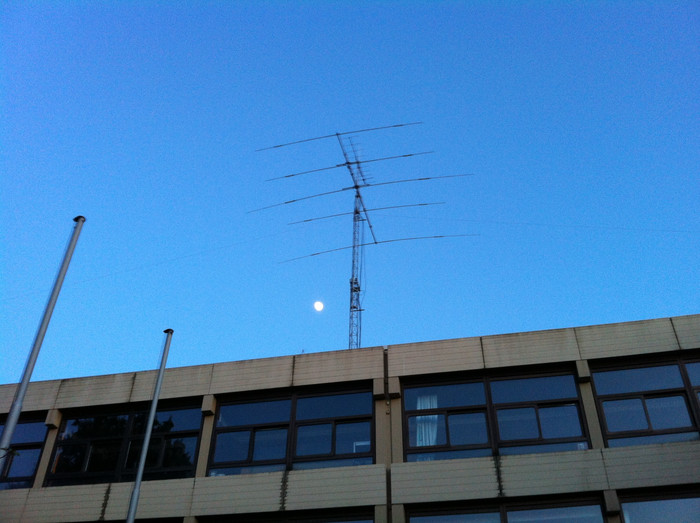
591,355,700,448
402,368,590,462
0,414,48,489
45,401,203,486
208,384,375,476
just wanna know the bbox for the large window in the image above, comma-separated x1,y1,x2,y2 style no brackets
46,404,202,486
410,503,604,522
0,417,47,489
592,359,700,447
209,389,373,475
403,373,588,461
621,495,700,523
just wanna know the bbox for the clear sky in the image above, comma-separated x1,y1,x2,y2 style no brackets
1,1,698,385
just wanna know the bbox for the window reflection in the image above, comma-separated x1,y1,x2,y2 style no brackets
593,360,700,448
404,374,587,461
210,389,373,475
47,405,201,486
622,497,700,523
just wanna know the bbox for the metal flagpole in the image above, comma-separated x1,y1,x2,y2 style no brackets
126,329,174,523
0,215,85,474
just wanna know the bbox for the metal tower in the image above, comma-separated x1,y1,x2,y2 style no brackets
253,123,471,351
337,135,377,350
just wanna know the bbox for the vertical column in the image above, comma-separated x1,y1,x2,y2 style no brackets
195,394,217,478
33,409,62,488
576,360,605,449
604,490,622,523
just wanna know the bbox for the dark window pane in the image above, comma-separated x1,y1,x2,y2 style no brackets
209,463,286,476
154,408,201,432
507,505,603,522
218,400,291,427
539,404,583,438
603,399,648,432
252,428,287,461
214,430,250,462
9,422,46,444
404,383,485,410
593,365,683,395
214,431,250,462
162,436,197,467
125,439,160,469
7,448,41,478
408,415,446,447
608,432,700,447
687,362,700,386
296,392,372,420
497,407,539,440
296,423,332,456
647,396,692,429
411,514,501,522
622,497,700,523
336,422,371,454
448,413,488,445
61,415,129,440
85,441,122,472
500,441,588,455
291,457,373,470
52,445,86,473
491,375,577,403
406,448,492,462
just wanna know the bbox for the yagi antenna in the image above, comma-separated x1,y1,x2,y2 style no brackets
288,202,445,225
255,123,472,350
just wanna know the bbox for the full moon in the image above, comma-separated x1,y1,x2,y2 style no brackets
313,301,324,312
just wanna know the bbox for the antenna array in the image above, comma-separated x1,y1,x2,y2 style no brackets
254,123,472,349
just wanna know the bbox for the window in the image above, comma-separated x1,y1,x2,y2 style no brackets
46,404,202,486
209,389,373,475
403,373,588,461
621,495,700,523
410,503,604,522
0,417,47,489
592,359,700,447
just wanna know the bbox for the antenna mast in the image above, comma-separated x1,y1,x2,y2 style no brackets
336,135,377,350
254,122,473,351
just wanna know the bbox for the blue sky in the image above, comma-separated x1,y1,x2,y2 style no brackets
1,1,698,385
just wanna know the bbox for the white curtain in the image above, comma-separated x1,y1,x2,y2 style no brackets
415,394,438,447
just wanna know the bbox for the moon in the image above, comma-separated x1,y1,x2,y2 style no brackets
314,301,324,312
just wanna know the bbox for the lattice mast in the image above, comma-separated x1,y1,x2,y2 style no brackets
337,135,377,350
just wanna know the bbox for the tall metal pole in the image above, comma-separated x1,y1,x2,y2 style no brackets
349,193,362,349
0,215,85,473
126,329,174,523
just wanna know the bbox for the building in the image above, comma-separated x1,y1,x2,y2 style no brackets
1,314,699,522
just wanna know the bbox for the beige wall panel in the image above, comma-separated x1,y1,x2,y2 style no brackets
391,458,498,504
293,348,384,386
501,450,608,497
284,465,386,510
54,373,136,410
102,479,194,520
190,473,284,515
671,314,700,350
483,328,580,368
0,488,28,522
20,484,108,522
576,318,679,360
603,442,700,489
129,364,213,402
209,357,293,395
0,380,61,413
0,384,15,412
387,338,484,378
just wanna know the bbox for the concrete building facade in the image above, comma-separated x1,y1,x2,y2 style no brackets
1,314,699,522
